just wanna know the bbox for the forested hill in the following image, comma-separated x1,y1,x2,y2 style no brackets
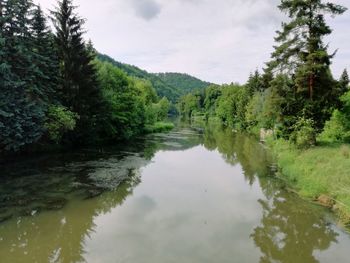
97,54,211,102
155,73,212,96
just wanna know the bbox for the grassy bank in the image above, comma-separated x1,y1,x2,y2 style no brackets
145,122,175,134
269,139,350,227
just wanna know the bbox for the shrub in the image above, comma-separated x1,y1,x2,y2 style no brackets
145,122,174,133
290,117,316,149
319,110,350,143
45,105,79,143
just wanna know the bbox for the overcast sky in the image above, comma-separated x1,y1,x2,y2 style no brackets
35,0,349,84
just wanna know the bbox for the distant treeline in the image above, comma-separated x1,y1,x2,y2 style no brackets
178,0,349,148
97,53,211,103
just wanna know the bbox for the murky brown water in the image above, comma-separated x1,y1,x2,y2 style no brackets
0,122,349,263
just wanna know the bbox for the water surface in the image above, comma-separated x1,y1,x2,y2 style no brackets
0,123,349,263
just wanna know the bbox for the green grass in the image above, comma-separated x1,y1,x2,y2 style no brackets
269,139,350,225
145,122,175,134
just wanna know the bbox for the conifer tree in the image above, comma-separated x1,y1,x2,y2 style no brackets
246,70,262,95
268,0,347,128
51,0,103,143
31,5,59,103
0,0,46,152
270,0,346,101
340,69,349,91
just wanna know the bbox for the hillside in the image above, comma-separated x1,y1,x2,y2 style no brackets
154,73,211,95
97,54,211,102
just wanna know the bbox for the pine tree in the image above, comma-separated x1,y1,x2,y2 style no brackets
270,0,346,101
0,0,46,152
267,0,347,129
51,0,103,143
31,4,59,104
340,69,349,91
246,70,262,95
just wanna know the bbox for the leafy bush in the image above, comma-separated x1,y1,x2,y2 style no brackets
45,105,78,143
290,117,316,149
215,84,250,128
245,92,265,129
145,122,175,133
319,110,350,143
319,91,350,143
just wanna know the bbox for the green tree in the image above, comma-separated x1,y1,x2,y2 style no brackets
215,84,249,128
268,0,346,128
51,0,103,143
204,85,221,116
339,69,349,92
156,97,171,121
31,4,59,103
96,61,145,140
246,70,262,95
0,0,46,152
177,93,202,118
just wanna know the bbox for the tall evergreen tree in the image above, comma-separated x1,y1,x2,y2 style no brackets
0,0,46,152
270,0,346,100
51,0,103,143
246,70,262,95
340,69,349,90
31,4,59,103
268,0,347,128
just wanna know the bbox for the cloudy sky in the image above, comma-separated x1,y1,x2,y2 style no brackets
35,0,349,84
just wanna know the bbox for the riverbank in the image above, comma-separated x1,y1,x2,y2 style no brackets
268,139,350,227
144,122,175,133
0,122,175,163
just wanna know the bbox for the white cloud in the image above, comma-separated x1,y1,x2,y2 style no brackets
35,0,349,84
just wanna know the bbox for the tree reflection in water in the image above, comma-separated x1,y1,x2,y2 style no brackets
0,122,345,262
0,172,141,263
251,189,338,263
202,122,339,263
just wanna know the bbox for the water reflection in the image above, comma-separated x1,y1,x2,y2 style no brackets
0,122,349,262
251,187,338,263
202,124,343,261
203,123,274,184
0,174,141,263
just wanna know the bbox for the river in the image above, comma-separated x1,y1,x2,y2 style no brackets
0,122,349,263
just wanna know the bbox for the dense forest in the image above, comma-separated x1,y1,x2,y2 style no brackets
178,0,349,149
97,54,211,103
0,0,214,155
1,0,349,159
155,72,211,97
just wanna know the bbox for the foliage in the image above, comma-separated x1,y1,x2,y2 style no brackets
270,139,350,219
267,0,347,128
45,105,78,143
290,117,316,149
155,72,211,96
177,92,203,118
96,61,145,140
51,0,104,143
155,97,171,121
245,92,265,129
212,84,250,128
0,0,49,153
0,0,173,154
204,85,222,116
144,122,175,134
319,90,350,143
177,0,348,146
97,54,210,103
